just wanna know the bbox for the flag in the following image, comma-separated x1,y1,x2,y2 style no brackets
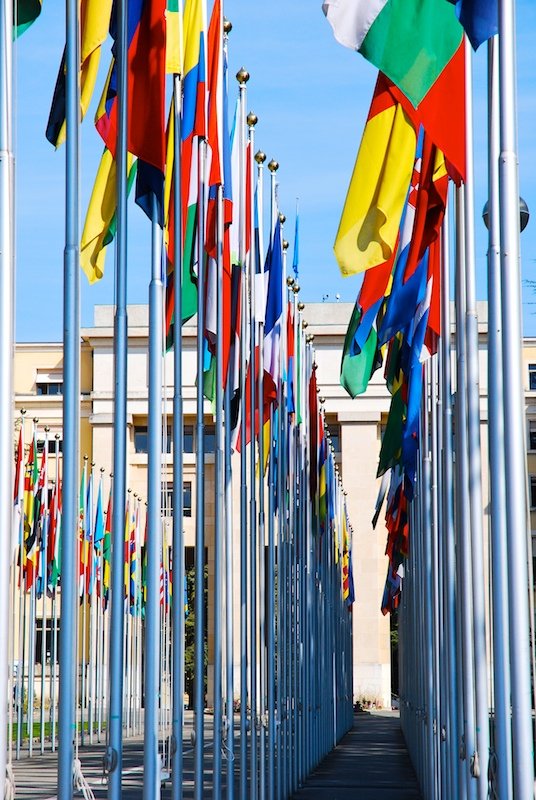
46,0,114,147
333,73,417,276
12,428,23,562
322,0,463,107
96,0,167,172
47,477,61,591
22,435,39,590
166,0,182,74
15,0,41,37
81,148,137,284
102,489,112,609
263,219,284,395
448,0,497,50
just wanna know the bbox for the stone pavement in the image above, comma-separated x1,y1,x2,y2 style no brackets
291,710,422,800
10,710,421,799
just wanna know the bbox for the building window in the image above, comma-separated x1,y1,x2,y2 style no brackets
529,421,536,451
36,382,63,395
184,425,194,453
531,476,536,510
204,426,216,454
163,482,192,517
530,364,536,391
35,618,60,664
326,422,341,454
134,426,172,454
36,438,63,454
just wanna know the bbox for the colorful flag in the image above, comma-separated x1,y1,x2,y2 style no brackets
448,0,497,50
81,148,137,284
322,0,463,107
12,428,23,562
165,0,182,74
15,0,42,37
333,74,417,276
46,0,114,148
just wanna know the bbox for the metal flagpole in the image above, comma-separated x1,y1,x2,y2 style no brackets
0,0,14,783
497,1,535,794
254,147,268,800
193,132,208,800
212,178,225,798
224,375,235,800
439,213,462,800
143,195,164,800
236,67,249,800
454,186,477,800
58,0,80,792
171,67,186,800
222,31,235,794
463,42,490,798
247,112,259,800
107,0,129,793
266,158,278,799
485,34,513,800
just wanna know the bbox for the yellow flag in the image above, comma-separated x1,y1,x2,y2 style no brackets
334,85,416,276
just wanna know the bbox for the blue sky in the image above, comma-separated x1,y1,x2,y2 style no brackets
14,1,536,341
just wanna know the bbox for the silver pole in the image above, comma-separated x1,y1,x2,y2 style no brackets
212,182,225,798
498,1,535,794
143,197,164,800
463,43,490,797
247,115,259,800
58,0,80,792
236,68,249,800
107,0,128,793
440,212,462,800
171,71,185,800
486,35,513,800
224,379,235,800
454,186,477,800
266,160,278,799
193,134,207,800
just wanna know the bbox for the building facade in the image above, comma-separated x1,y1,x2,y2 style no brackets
16,300,527,709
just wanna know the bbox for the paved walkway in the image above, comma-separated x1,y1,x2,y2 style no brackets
10,710,421,799
291,711,422,800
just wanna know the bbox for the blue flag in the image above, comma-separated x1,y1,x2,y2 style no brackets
447,0,498,50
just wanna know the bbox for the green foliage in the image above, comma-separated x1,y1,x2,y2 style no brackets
184,565,208,707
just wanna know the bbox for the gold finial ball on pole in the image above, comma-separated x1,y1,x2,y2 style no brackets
247,112,258,127
283,239,289,251
55,433,61,440
255,150,266,165
279,213,286,225
100,466,105,474
44,426,50,433
298,301,305,311
91,462,95,468
308,336,315,345
267,159,279,173
21,408,27,416
319,396,325,405
302,320,308,329
84,454,88,462
223,17,232,34
292,283,300,294
286,276,294,288
33,417,39,425
236,68,250,84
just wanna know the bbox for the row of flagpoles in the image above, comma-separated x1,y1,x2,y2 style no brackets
324,0,534,798
2,2,357,799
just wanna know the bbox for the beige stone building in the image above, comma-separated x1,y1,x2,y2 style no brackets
15,300,533,710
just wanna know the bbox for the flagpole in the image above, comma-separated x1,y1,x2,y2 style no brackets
212,175,225,798
39,429,50,754
439,214,461,799
0,0,14,781
454,186,477,800
193,130,208,800
246,111,259,800
107,0,129,793
254,147,268,800
236,67,249,800
171,68,186,800
58,0,80,790
497,1,535,794
463,43,490,797
485,34,513,800
143,192,165,798
266,158,278,799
